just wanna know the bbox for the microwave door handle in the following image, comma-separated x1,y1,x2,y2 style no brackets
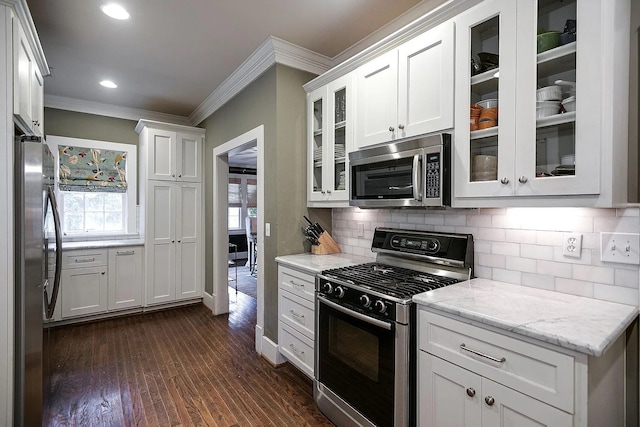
413,154,422,201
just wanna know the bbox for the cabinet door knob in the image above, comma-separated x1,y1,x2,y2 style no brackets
178,174,182,178
466,388,476,397
500,177,509,185
326,189,332,194
398,124,405,130
484,396,495,406
389,126,395,132
518,176,528,183
101,271,105,275
172,174,175,178
172,240,175,243
177,240,181,243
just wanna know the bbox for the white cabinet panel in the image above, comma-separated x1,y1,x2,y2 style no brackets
177,132,202,182
108,247,143,311
149,129,175,181
60,266,108,319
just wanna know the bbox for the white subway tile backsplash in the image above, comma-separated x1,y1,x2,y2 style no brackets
521,244,554,261
593,284,639,305
491,242,520,256
555,278,594,298
572,265,615,285
332,207,639,306
521,273,556,291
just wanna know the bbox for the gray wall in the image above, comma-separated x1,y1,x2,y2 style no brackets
44,108,138,145
199,64,325,341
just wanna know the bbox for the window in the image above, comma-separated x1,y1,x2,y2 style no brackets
48,135,137,238
228,173,257,230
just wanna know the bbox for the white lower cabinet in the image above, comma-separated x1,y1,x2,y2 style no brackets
418,309,628,427
277,264,316,378
420,352,571,427
108,246,143,311
58,247,144,322
60,250,109,319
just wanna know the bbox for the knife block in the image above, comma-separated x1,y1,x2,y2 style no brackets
312,232,341,255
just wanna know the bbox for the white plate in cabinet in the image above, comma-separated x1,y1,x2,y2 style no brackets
278,266,315,302
279,290,314,340
279,322,314,379
419,352,573,427
420,310,574,413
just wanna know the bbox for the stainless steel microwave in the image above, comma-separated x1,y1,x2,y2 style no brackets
349,134,451,208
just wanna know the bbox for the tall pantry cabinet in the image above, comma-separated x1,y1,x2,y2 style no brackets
136,120,205,306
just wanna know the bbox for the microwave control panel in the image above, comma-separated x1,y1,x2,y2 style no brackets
425,152,441,199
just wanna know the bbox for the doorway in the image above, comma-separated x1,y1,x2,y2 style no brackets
211,125,265,355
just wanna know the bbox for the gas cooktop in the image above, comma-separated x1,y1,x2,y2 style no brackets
322,262,462,300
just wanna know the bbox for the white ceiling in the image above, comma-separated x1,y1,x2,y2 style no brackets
27,0,442,122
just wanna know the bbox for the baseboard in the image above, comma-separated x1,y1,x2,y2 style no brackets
202,291,214,312
256,325,286,366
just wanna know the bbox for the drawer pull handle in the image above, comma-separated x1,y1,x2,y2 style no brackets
116,250,135,256
74,257,96,263
485,396,495,406
460,343,506,363
289,310,305,322
290,280,304,288
289,343,305,359
466,388,476,398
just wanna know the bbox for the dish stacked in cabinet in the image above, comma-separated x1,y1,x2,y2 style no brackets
277,265,316,378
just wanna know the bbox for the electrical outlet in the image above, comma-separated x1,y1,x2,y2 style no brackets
357,223,365,237
562,233,582,258
601,232,640,265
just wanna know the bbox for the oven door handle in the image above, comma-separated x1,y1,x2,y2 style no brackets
317,295,393,331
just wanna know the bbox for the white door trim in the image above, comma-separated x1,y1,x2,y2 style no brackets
211,125,265,356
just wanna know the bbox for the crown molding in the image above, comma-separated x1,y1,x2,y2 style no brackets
303,0,479,92
189,36,332,125
44,95,192,126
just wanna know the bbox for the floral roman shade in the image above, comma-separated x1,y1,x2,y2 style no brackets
58,145,127,193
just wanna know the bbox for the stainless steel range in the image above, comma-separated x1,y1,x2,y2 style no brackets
314,227,474,427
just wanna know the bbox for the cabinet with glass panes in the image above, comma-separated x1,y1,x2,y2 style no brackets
306,73,353,206
453,0,627,206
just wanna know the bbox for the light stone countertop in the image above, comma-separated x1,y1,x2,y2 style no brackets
61,239,145,250
275,253,373,275
413,278,638,357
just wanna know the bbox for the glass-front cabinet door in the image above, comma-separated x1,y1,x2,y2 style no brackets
307,73,353,205
515,0,599,196
454,0,517,198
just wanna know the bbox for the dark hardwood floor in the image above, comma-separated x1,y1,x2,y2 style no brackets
44,293,334,426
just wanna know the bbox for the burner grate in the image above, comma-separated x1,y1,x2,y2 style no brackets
323,262,461,299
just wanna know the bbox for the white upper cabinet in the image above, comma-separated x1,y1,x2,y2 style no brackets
136,120,205,183
307,73,353,206
355,20,455,149
453,0,628,206
12,13,45,137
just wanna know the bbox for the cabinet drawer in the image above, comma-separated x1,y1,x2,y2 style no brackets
280,290,314,340
278,266,315,302
419,310,574,413
279,322,314,378
62,249,108,269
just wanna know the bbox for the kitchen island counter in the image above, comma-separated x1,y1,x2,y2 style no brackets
275,252,372,275
414,278,638,357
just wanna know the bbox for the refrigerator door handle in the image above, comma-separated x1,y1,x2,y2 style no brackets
44,186,62,320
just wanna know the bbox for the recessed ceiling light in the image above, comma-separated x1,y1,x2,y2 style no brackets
100,3,130,20
100,80,118,89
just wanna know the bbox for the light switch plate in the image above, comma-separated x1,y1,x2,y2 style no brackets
562,233,582,258
600,232,640,265
265,222,271,237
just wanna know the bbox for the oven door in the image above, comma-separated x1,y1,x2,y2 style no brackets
316,295,401,427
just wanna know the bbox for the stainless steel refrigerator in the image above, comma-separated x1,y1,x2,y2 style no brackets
14,135,61,426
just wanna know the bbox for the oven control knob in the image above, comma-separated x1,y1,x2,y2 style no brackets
322,283,333,294
359,295,371,308
334,286,345,298
374,300,387,314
